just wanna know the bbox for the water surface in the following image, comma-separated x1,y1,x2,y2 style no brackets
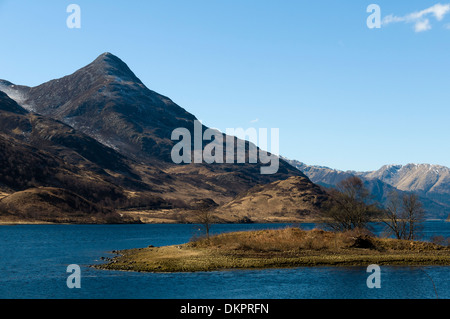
0,222,449,299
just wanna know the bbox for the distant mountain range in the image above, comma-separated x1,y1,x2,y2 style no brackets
0,53,314,223
284,158,450,220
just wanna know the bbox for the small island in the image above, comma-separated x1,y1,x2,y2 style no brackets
94,227,450,273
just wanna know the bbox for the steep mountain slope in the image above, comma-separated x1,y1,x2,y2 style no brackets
1,53,195,161
0,91,27,114
0,91,169,222
0,91,156,192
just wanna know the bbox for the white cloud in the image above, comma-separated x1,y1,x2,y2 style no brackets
415,3,450,20
382,3,450,32
415,19,432,32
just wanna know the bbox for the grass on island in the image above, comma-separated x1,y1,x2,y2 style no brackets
95,227,450,273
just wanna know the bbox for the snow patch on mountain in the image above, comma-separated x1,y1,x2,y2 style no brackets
0,83,35,112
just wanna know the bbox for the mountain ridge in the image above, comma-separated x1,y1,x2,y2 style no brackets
284,158,450,220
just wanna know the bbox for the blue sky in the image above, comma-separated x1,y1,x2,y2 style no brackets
1,1,450,171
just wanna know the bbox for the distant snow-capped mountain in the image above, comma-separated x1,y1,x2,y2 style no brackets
284,157,450,220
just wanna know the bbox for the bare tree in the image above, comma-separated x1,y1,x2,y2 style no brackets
193,198,218,240
383,191,404,239
382,191,425,240
402,193,425,240
196,208,215,239
322,176,380,232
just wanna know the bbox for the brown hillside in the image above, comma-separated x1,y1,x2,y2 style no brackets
0,187,133,224
214,176,329,223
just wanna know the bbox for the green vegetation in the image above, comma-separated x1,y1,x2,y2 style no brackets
95,227,450,273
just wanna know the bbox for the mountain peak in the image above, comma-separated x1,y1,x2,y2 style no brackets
85,52,142,84
99,51,116,58
94,52,124,65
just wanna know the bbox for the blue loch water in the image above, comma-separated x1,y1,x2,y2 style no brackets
0,221,449,299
